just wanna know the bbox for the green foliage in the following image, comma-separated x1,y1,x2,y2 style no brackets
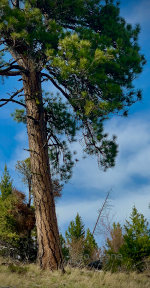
1,0,146,176
8,263,28,274
15,158,32,206
0,165,13,200
0,165,36,261
11,109,27,124
0,192,37,260
16,157,62,200
16,158,31,186
59,234,69,262
104,222,124,272
0,166,19,243
84,228,98,262
0,192,36,260
0,194,19,242
66,213,85,242
13,94,77,183
120,206,150,271
104,207,150,272
65,214,98,265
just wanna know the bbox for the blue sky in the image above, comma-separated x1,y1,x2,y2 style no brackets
0,0,150,244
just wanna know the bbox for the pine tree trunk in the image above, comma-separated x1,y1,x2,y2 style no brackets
22,68,63,270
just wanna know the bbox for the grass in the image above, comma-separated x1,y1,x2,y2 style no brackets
0,257,150,288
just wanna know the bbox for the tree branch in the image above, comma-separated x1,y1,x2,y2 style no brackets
10,0,19,8
41,73,70,101
0,71,21,76
42,71,82,114
0,64,28,76
83,120,104,156
0,88,26,108
92,190,111,235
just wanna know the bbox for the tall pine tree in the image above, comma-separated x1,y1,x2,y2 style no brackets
0,0,145,270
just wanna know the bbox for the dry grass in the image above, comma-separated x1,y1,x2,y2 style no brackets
0,257,149,288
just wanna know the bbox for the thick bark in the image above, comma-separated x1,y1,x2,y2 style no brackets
22,68,63,270
27,178,32,208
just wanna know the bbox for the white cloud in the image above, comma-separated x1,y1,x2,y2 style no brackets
68,114,150,194
55,111,150,241
8,128,29,168
56,185,150,244
5,109,150,241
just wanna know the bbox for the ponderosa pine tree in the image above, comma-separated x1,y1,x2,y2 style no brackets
0,0,145,270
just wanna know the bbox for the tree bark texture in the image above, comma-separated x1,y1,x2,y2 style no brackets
22,68,63,270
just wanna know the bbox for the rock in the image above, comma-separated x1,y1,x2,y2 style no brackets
87,260,103,270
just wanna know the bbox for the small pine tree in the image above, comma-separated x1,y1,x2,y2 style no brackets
120,206,150,271
0,165,13,200
106,222,124,254
84,228,98,263
104,222,124,272
65,213,85,266
65,214,98,266
66,213,85,243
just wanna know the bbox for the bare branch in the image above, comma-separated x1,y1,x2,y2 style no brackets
0,88,26,108
0,64,28,76
92,190,111,235
0,71,21,76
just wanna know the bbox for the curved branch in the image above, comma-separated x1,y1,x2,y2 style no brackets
83,120,104,156
0,88,26,108
0,98,26,107
0,64,28,76
41,72,82,114
41,73,70,101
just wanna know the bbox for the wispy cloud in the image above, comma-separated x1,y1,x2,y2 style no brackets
68,113,150,194
56,111,150,239
4,108,150,241
56,186,150,243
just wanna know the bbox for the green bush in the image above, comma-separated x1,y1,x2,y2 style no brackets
8,263,28,274
120,206,150,272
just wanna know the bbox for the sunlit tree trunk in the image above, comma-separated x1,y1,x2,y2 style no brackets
22,67,63,270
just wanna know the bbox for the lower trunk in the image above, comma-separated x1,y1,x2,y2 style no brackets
23,70,63,270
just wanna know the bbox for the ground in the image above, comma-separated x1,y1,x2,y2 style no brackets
0,257,149,288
